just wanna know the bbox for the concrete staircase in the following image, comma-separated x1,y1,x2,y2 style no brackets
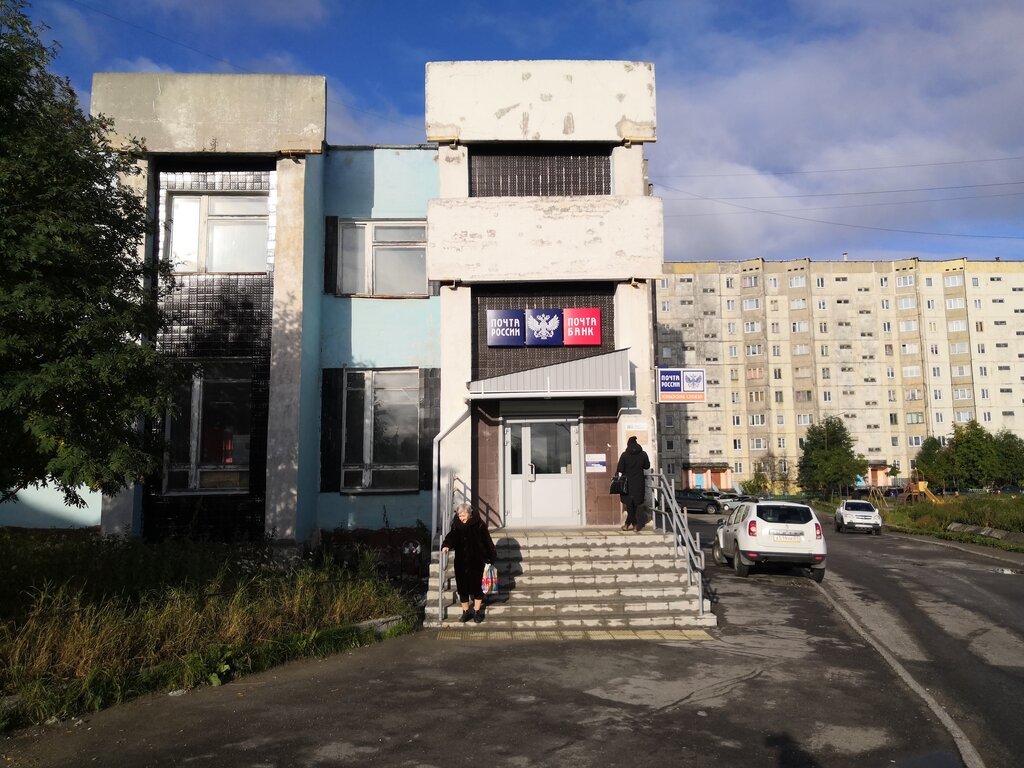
426,527,715,630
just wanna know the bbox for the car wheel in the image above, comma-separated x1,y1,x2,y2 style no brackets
712,539,727,566
733,550,750,577
809,567,825,583
873,527,882,536
835,517,844,533
706,502,720,515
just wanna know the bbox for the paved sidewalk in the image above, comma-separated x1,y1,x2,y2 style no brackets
3,570,964,768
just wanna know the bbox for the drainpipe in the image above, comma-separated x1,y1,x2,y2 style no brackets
431,408,471,542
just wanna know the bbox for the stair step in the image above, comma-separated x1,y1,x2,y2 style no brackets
436,613,717,630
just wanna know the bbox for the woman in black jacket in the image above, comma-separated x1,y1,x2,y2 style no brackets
441,502,497,623
616,435,651,532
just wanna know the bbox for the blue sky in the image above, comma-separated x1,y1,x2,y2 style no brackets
25,0,1024,263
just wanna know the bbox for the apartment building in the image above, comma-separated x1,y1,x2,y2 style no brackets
655,257,1024,492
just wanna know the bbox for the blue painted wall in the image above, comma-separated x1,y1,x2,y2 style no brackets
316,146,440,531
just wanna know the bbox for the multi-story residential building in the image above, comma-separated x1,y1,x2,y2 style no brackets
655,257,1024,492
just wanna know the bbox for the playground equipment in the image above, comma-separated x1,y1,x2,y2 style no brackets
868,485,890,512
900,475,945,505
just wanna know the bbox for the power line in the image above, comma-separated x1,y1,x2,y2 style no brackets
665,180,1024,202
657,181,1024,240
663,190,1024,218
651,155,1024,179
61,0,422,131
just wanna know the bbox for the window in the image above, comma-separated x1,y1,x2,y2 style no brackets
733,439,742,450
789,275,806,288
745,344,763,356
768,277,778,288
332,221,427,296
733,462,743,474
469,145,610,196
980,388,989,399
661,346,674,359
879,277,889,287
955,411,973,423
886,367,896,379
797,413,813,426
731,392,740,404
820,345,829,357
726,299,736,311
818,322,828,333
944,274,964,287
751,438,767,450
659,278,668,289
747,367,765,380
933,389,942,400
821,367,831,379
792,321,809,333
948,320,967,333
166,361,253,492
880,299,890,310
977,344,986,354
729,345,738,358
338,369,420,490
727,322,737,334
950,342,969,355
897,297,917,310
890,413,899,425
665,439,675,451
774,390,784,403
793,344,810,355
975,321,984,332
742,298,760,311
743,321,762,333
749,414,766,426
777,414,785,425
817,300,827,311
898,320,918,332
664,415,675,428
903,365,921,377
725,277,735,289
791,298,807,310
907,412,925,424
742,275,759,288
882,321,892,332
169,194,269,273
906,389,922,401
816,277,825,288
901,343,919,355
896,275,915,287
772,345,782,357
795,390,813,402
660,301,670,312
935,413,944,423
777,437,786,449
979,366,988,376
823,391,832,402
929,344,939,355
954,388,971,400
946,298,965,310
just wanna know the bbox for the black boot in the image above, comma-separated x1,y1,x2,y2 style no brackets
459,609,473,623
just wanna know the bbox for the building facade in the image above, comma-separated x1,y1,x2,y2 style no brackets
655,258,1024,491
1,61,663,539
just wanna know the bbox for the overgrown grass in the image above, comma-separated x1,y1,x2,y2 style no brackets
0,530,418,731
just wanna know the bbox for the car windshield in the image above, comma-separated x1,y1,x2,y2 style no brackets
756,505,813,524
845,501,875,511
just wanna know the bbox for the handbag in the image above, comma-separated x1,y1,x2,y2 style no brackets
609,474,628,495
481,563,499,595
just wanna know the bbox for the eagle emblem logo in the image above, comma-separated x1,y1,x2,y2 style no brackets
526,312,560,340
684,371,705,390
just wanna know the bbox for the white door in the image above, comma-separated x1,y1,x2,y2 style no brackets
503,419,581,527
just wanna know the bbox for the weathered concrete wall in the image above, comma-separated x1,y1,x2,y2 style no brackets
425,61,656,143
427,196,664,282
91,73,326,153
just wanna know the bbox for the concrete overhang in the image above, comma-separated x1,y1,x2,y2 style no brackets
91,73,326,155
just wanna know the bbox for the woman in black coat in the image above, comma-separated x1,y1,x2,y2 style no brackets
441,502,497,623
616,435,651,532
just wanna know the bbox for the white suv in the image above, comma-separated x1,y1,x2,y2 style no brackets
712,501,827,582
834,499,882,535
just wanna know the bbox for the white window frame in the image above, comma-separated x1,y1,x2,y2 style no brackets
334,220,428,297
167,192,270,274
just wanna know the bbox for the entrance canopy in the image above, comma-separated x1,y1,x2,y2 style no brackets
467,349,634,400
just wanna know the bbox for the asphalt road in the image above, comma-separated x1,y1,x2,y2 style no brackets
4,519,991,768
692,511,1024,768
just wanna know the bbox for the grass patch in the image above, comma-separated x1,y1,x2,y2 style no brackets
0,530,419,731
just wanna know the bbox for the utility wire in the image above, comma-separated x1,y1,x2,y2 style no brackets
656,181,1024,240
652,155,1024,179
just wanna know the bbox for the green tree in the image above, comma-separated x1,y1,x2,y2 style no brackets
945,421,997,489
0,1,184,506
796,416,868,495
992,430,1024,488
741,467,770,496
912,437,948,488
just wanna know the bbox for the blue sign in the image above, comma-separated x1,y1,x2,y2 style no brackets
524,308,563,346
486,309,525,346
657,367,706,403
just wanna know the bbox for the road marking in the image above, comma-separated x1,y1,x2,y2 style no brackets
816,582,987,768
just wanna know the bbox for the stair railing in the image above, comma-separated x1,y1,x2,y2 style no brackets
647,470,706,618
434,471,470,625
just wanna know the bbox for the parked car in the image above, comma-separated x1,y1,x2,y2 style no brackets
720,493,758,512
712,500,827,582
674,488,722,515
834,499,882,535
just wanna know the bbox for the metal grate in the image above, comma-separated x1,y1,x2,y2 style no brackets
469,145,611,197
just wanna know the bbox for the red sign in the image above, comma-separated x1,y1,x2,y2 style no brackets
562,308,602,346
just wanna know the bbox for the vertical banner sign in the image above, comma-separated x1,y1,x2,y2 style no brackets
563,308,602,345
486,309,525,346
658,368,706,403
525,308,563,346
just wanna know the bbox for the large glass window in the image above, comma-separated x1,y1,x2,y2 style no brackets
166,361,253,492
334,222,426,296
168,194,269,273
342,369,420,490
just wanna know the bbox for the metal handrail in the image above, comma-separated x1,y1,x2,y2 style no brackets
647,470,706,618
434,471,469,625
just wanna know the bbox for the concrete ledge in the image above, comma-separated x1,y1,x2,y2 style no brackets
946,522,1024,545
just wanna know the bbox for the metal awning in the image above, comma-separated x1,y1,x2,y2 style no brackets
467,348,634,400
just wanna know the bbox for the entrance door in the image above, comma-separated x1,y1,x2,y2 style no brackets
503,419,581,527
